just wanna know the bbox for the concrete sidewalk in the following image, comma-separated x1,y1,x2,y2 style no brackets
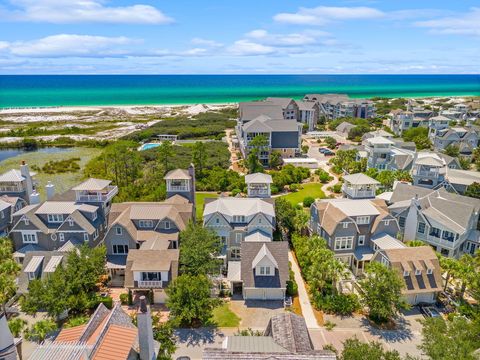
288,251,319,329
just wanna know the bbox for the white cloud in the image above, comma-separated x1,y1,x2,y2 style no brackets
274,6,384,25
5,0,173,24
228,40,275,56
5,34,138,57
245,29,324,46
415,7,480,36
191,38,223,47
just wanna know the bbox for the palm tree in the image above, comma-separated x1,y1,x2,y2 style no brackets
438,254,458,292
293,210,310,236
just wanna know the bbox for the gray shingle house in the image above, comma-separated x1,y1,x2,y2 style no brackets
0,162,37,204
310,198,401,275
9,178,117,263
387,183,480,258
103,167,194,303
304,93,375,120
203,197,275,262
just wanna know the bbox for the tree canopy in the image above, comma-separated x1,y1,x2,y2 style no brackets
0,237,20,316
359,262,405,323
179,222,223,276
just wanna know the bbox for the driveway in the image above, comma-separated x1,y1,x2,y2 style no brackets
229,298,285,329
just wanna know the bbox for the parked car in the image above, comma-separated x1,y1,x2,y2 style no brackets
318,147,329,153
420,306,442,318
324,150,335,156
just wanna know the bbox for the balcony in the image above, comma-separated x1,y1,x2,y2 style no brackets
137,280,165,288
75,185,118,203
0,185,24,193
167,185,188,192
342,185,375,199
425,235,455,248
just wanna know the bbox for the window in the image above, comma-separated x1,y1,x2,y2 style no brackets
415,269,422,276
23,217,29,225
383,220,390,226
418,222,426,234
399,217,406,228
47,214,64,223
358,235,365,246
429,227,441,238
334,237,354,250
68,218,74,227
235,233,242,243
92,211,97,221
139,220,153,228
403,270,410,277
259,266,271,275
356,216,370,225
233,215,246,223
22,233,37,244
442,230,455,242
142,272,161,281
28,272,35,280
343,222,349,229
59,233,65,242
427,268,433,275
165,221,171,230
83,233,89,242
381,256,389,266
113,244,129,254
230,248,241,260
115,227,123,235
215,218,220,224
94,229,99,240
258,218,262,224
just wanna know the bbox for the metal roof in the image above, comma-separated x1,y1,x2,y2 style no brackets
71,178,111,191
226,336,288,353
44,255,64,273
23,255,44,273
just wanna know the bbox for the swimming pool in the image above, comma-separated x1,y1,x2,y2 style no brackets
138,143,161,151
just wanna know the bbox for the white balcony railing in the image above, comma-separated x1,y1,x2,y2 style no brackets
425,235,455,248
138,280,164,288
0,186,24,192
342,185,375,199
75,186,118,202
167,185,188,192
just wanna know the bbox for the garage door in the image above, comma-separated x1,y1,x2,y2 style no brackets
153,289,167,304
415,293,435,304
244,288,265,300
404,294,417,305
244,288,285,300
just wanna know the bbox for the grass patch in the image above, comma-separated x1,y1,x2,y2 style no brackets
281,182,326,206
212,303,241,328
195,192,219,219
0,147,102,198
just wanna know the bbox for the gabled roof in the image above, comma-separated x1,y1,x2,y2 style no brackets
241,241,288,289
204,197,275,218
335,121,355,132
0,169,35,182
266,97,296,109
0,198,11,212
414,152,445,167
366,136,395,145
71,178,111,191
243,115,300,133
267,313,314,353
245,230,272,242
371,233,405,250
127,249,179,272
252,243,279,269
239,101,284,121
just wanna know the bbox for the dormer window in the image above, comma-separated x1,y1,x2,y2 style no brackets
233,215,246,223
139,220,153,228
415,269,422,276
23,217,30,225
403,270,410,277
356,216,370,225
48,214,64,223
427,268,433,275
259,266,272,275
165,221,171,230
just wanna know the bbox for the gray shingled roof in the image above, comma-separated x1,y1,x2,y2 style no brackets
239,102,284,122
240,241,288,289
266,313,313,353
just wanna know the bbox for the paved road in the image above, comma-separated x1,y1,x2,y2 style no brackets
288,251,319,329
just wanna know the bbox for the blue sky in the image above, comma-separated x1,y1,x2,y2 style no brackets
0,0,479,74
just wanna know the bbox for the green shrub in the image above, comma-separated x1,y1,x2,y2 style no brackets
65,315,89,328
286,280,298,296
120,293,129,305
289,183,300,192
128,289,133,305
331,183,342,193
96,295,113,309
231,188,241,196
315,293,360,315
324,320,336,331
302,196,315,208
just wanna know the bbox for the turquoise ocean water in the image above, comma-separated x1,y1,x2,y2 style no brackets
0,75,479,108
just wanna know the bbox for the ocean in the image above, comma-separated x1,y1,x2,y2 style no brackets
0,74,479,108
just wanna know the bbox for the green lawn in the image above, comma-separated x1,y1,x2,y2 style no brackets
0,147,102,198
212,302,241,327
281,182,326,206
195,192,219,219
